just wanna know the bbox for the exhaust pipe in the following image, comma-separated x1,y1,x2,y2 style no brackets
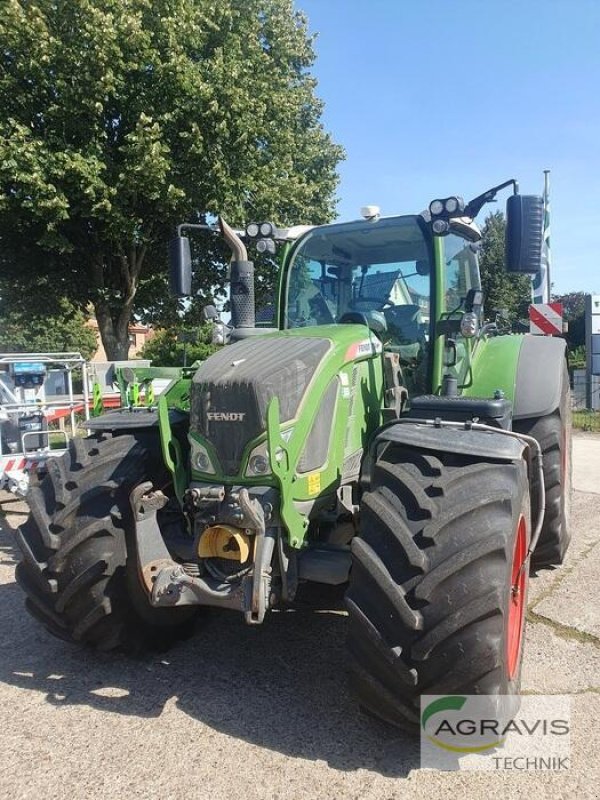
219,216,255,330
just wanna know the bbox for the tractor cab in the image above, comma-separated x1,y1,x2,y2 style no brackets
280,212,481,395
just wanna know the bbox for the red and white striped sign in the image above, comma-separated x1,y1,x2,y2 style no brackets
529,302,563,336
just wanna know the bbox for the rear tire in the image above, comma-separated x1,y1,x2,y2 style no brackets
513,362,572,568
346,446,530,730
16,433,197,652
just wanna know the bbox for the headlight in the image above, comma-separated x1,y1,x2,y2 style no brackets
245,428,293,477
246,441,271,477
246,222,260,238
429,199,444,216
432,219,449,235
190,438,216,474
249,454,269,475
259,221,274,237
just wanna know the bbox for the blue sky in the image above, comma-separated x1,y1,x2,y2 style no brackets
296,0,600,294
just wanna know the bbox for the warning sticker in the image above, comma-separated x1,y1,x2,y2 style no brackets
307,472,321,496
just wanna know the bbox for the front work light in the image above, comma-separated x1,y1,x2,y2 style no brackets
259,221,274,237
444,196,465,214
256,238,276,254
432,219,449,235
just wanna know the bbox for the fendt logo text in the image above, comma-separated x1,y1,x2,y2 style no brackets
207,412,246,422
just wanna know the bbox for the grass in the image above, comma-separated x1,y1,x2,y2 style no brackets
573,409,600,432
48,431,70,450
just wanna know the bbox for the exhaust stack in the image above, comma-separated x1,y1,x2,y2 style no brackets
219,216,255,331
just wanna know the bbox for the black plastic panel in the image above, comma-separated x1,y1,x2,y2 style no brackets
407,395,512,429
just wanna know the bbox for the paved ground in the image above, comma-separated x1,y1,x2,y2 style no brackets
0,434,599,799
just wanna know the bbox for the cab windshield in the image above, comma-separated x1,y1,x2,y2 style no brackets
284,215,433,390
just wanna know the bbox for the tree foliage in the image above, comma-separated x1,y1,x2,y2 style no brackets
479,211,532,321
0,298,97,359
553,290,586,352
140,325,217,366
0,0,343,358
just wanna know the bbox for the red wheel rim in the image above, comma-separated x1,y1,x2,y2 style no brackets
507,515,527,680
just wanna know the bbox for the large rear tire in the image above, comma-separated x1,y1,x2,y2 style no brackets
346,445,530,730
16,433,197,652
513,362,572,568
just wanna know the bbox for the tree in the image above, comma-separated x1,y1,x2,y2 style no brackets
479,211,532,321
553,290,586,353
0,298,97,360
0,0,343,359
140,325,217,366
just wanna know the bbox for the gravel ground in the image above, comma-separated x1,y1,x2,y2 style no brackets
0,434,599,799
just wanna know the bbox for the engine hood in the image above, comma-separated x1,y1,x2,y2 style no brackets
190,326,380,477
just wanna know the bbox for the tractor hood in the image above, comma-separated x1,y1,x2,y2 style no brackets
189,326,380,477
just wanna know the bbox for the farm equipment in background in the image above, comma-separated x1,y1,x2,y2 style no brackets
0,353,90,495
15,180,571,730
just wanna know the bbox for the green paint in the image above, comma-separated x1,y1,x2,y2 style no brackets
158,395,187,505
145,381,154,407
431,235,446,393
266,396,309,548
463,334,524,401
129,381,140,406
91,381,103,417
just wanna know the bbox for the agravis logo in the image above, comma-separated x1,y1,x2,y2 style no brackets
421,696,505,753
420,694,571,771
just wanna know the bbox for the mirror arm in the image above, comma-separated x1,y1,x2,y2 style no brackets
176,222,216,237
464,178,520,219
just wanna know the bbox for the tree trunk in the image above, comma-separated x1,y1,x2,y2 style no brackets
94,301,133,361
90,246,146,361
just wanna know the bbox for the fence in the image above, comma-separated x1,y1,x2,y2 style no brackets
572,370,600,431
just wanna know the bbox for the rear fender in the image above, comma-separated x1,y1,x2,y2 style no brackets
512,335,567,420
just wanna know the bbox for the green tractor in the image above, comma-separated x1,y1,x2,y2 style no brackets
16,180,571,729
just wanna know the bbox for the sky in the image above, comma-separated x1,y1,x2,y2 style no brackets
296,0,600,294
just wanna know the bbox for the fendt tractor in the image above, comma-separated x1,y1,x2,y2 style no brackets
16,180,571,729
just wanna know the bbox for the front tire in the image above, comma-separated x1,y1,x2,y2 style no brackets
16,433,197,651
346,445,530,729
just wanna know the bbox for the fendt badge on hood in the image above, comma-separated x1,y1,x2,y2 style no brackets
206,412,246,422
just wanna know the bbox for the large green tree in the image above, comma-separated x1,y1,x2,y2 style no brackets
0,298,97,359
479,211,532,321
0,0,343,358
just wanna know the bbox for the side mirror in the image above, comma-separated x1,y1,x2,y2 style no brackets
464,288,484,313
505,194,544,274
168,236,192,297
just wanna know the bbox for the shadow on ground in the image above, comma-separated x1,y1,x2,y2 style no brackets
0,513,418,777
